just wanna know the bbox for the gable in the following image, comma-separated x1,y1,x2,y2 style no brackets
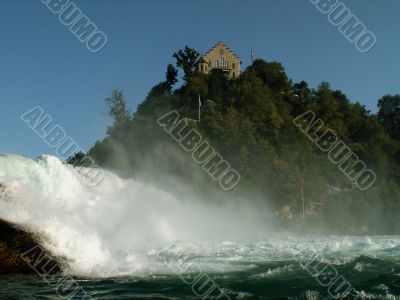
202,42,241,62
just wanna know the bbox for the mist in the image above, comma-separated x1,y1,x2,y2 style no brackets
0,153,274,277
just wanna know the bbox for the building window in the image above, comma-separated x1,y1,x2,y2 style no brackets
232,63,236,69
200,65,203,72
226,61,229,68
220,49,224,55
208,61,211,67
216,60,219,67
233,72,236,78
220,57,224,68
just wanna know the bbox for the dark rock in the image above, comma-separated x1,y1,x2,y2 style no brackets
0,219,62,275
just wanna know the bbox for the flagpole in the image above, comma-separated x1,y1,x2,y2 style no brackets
198,94,201,122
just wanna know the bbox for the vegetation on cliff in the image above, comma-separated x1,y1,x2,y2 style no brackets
72,46,400,234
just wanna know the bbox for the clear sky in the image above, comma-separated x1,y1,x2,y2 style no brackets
1,0,399,158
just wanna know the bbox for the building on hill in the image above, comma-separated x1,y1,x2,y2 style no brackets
197,42,241,79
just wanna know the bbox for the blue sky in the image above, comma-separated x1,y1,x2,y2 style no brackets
1,0,399,158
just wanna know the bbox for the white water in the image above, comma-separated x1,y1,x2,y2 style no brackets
0,153,272,277
1,153,400,280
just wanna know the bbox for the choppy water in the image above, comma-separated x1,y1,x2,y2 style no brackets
1,154,400,299
2,236,400,299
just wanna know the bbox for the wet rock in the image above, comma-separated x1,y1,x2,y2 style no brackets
0,219,61,274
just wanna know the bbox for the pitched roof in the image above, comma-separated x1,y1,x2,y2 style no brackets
202,42,241,61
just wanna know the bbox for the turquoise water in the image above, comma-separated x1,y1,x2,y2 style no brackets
2,237,400,299
1,155,400,299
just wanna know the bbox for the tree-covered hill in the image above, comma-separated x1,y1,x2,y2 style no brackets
79,46,400,234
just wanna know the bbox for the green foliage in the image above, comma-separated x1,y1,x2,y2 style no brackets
172,46,200,80
105,89,131,136
247,59,290,92
165,64,178,94
378,95,400,140
87,49,400,234
66,151,85,166
106,89,130,124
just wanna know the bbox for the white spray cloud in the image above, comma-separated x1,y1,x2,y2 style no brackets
0,153,271,277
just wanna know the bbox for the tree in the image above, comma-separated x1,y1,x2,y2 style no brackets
293,81,311,102
172,46,200,80
248,59,290,93
147,82,169,99
377,95,400,140
66,151,86,165
165,64,178,94
106,89,130,124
